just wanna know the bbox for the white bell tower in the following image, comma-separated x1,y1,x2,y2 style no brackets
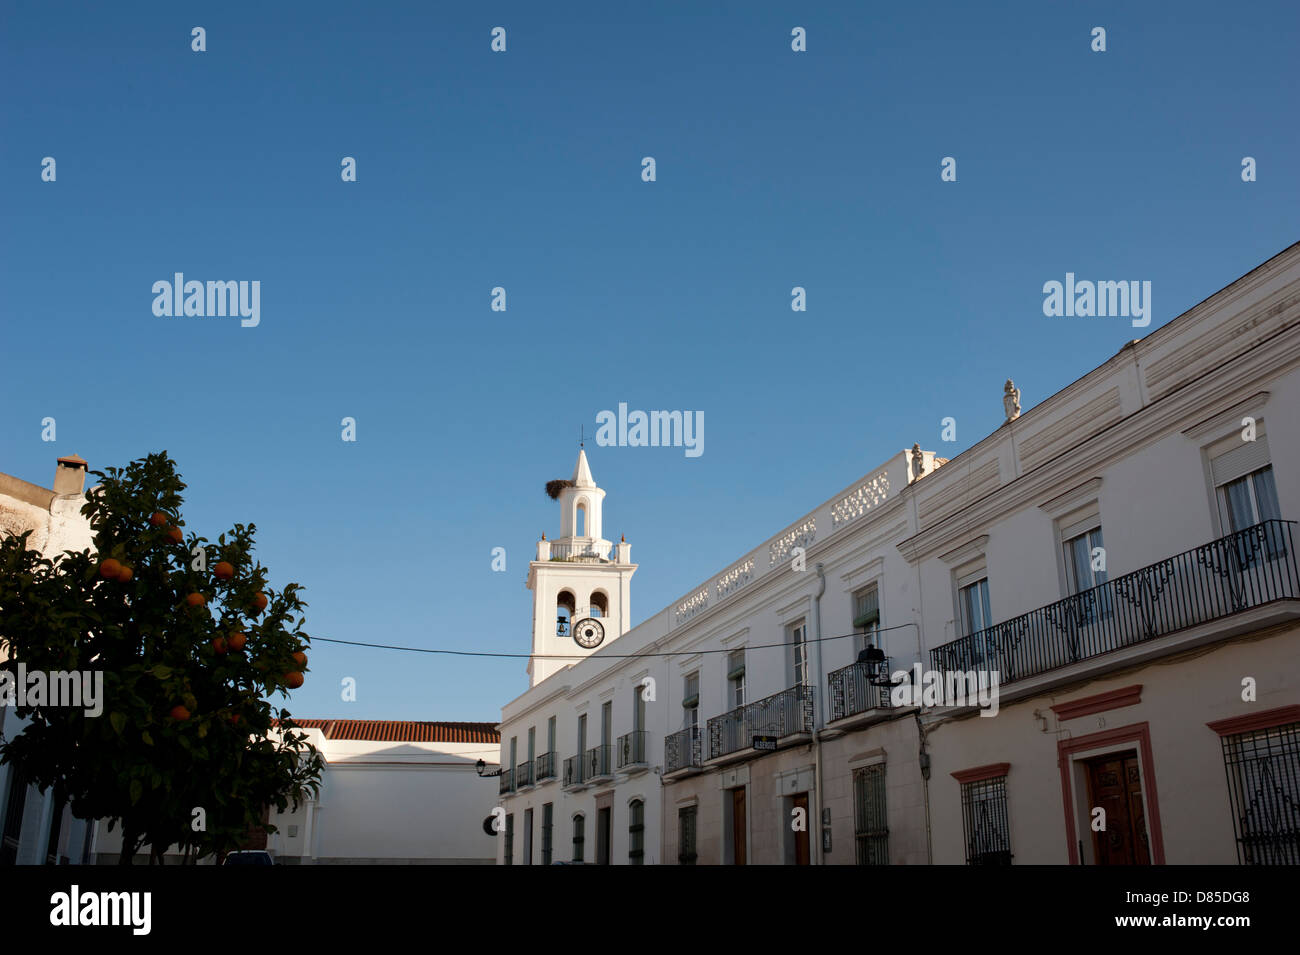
525,449,636,686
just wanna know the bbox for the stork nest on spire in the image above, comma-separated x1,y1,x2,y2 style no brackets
545,479,575,500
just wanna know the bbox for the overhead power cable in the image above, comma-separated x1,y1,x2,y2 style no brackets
308,621,917,661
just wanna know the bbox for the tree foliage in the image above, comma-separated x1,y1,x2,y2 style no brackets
0,452,323,863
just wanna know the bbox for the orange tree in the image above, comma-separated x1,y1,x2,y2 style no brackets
0,452,322,863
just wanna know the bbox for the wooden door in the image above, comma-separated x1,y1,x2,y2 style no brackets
1086,751,1151,865
731,787,747,865
792,793,810,865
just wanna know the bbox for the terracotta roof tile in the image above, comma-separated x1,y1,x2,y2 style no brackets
274,718,499,743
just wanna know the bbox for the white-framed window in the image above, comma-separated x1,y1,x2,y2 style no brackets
958,577,991,638
1062,524,1111,623
1063,527,1106,594
1206,425,1280,534
789,619,809,687
1218,465,1281,533
683,672,699,729
727,650,746,708
852,584,881,656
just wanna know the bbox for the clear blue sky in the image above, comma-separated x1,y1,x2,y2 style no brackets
2,2,1296,721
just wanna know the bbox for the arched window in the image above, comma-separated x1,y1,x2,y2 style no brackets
628,799,645,865
590,591,608,618
557,590,576,635
576,502,587,537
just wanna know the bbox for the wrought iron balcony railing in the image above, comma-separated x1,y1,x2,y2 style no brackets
829,656,894,722
708,683,815,760
930,520,1299,691
664,726,703,774
548,539,612,561
535,751,557,782
562,754,585,788
586,744,614,780
617,730,648,770
517,761,534,789
499,767,515,796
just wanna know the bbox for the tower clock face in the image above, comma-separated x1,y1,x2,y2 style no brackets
572,617,605,649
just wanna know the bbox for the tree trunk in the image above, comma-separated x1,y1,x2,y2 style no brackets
118,831,139,865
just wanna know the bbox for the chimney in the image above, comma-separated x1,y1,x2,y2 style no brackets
54,454,88,496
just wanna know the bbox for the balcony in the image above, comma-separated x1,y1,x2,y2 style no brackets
664,726,703,777
516,761,534,790
535,751,557,783
499,767,515,796
616,730,648,773
829,656,894,723
707,684,815,762
548,539,612,562
930,520,1300,695
562,755,586,790
585,744,614,784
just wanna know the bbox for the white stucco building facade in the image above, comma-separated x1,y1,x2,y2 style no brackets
262,719,501,865
497,243,1300,865
0,455,98,865
91,719,502,864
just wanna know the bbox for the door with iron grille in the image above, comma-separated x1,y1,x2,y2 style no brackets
854,764,889,865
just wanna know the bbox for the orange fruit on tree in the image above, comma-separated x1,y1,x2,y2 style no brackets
166,525,184,544
291,651,307,668
284,671,304,689
149,511,169,527
169,705,191,721
227,632,247,652
213,561,234,581
212,637,228,655
250,592,268,614
117,565,133,583
99,558,122,579
185,592,206,608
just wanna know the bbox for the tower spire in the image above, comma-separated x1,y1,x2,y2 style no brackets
572,447,596,489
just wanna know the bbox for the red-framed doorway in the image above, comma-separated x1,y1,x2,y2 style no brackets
1057,721,1166,865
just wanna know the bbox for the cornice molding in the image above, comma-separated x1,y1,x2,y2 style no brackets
1181,391,1271,440
1038,478,1104,520
937,535,989,568
775,593,812,623
1050,685,1143,721
951,762,1010,784
720,627,750,647
840,555,886,593
896,320,1300,564
1207,704,1300,737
